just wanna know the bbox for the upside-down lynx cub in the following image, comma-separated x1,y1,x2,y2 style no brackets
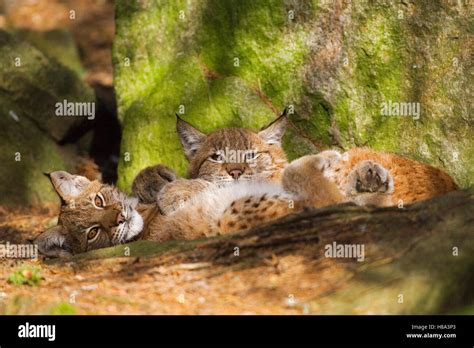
36,113,457,257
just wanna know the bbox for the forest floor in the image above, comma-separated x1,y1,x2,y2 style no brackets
0,204,336,315
1,189,473,315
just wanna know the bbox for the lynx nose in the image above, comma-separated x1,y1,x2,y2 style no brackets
117,212,126,225
229,169,243,179
102,209,123,229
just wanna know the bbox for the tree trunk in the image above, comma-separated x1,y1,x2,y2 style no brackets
65,189,474,314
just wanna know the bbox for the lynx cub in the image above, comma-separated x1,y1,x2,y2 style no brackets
132,114,289,205
135,114,457,213
36,114,458,257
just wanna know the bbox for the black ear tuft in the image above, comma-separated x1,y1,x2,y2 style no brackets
48,171,91,202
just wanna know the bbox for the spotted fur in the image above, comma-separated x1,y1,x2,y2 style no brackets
37,116,458,256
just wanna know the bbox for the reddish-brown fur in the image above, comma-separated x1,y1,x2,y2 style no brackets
333,148,458,204
36,113,459,257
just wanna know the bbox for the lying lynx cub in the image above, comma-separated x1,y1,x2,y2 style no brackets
36,114,457,257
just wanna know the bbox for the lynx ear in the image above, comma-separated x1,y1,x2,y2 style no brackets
45,171,91,203
258,109,288,145
34,225,72,258
176,115,206,161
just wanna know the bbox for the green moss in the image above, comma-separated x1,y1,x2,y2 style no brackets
334,6,405,148
114,0,473,189
0,30,93,205
46,239,204,263
7,265,42,286
12,29,85,77
115,0,318,187
47,302,77,315
282,127,317,160
329,1,472,187
0,30,94,141
0,97,71,205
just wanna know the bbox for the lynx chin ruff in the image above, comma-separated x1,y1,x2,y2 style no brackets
36,114,458,257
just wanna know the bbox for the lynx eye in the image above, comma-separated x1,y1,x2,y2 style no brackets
244,151,258,161
93,193,105,208
210,153,225,163
86,226,100,242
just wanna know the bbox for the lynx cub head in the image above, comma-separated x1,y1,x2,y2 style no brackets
35,171,143,257
177,111,288,185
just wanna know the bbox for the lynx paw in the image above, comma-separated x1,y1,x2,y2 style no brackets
346,160,394,196
286,152,339,175
282,154,345,205
317,150,343,168
157,179,214,215
132,165,178,204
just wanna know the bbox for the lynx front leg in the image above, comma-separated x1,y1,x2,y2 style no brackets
157,179,214,215
132,164,178,204
316,150,344,169
345,160,394,207
282,155,345,208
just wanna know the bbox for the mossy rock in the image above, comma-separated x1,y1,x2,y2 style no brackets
12,28,85,77
0,30,94,205
114,0,472,191
0,29,94,142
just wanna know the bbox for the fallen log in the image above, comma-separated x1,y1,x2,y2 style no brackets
53,189,474,314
